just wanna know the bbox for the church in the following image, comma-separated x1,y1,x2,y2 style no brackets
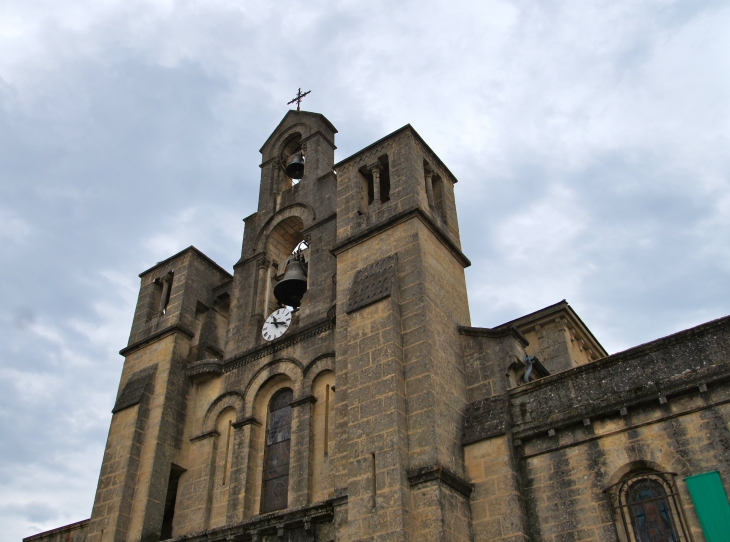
26,109,730,542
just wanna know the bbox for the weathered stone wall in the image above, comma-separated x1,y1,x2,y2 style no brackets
463,315,730,542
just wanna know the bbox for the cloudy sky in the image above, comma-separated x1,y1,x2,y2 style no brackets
1,0,729,538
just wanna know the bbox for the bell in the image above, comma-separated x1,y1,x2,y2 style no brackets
285,154,305,179
273,256,308,308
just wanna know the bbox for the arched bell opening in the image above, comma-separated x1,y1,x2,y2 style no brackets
263,217,309,316
279,133,304,186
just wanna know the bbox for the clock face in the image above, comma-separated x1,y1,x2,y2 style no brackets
262,308,292,342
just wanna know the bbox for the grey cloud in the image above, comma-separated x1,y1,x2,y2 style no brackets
1,0,729,538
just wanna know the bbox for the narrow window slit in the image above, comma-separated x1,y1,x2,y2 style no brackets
222,420,233,486
324,384,330,457
371,452,377,508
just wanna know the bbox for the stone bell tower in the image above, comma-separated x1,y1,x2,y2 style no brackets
78,110,475,542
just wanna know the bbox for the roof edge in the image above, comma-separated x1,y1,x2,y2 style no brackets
334,124,458,183
259,110,338,154
139,246,232,279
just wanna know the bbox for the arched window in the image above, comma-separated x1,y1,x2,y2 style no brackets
261,388,293,513
607,471,691,542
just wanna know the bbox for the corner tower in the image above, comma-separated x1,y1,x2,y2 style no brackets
331,126,473,542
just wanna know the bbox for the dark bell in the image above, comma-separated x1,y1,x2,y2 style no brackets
273,257,308,308
285,154,304,179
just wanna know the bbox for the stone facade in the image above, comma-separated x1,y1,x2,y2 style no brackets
26,111,730,542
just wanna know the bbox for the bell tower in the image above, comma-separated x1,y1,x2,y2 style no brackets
226,110,339,358
83,109,475,542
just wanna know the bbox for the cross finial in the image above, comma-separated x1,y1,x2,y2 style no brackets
287,88,311,112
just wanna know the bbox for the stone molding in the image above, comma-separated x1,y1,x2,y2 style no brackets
290,395,317,407
232,416,261,429
459,325,529,347
331,205,471,268
184,357,223,380
166,499,338,542
190,429,220,443
224,318,334,372
509,315,730,438
119,323,194,357
407,465,472,498
22,519,89,542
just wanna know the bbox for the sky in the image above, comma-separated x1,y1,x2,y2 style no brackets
1,0,729,539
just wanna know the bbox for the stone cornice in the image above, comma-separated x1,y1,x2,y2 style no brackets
23,519,90,542
224,318,334,372
509,314,730,401
331,206,471,268
459,325,529,347
290,395,317,407
511,363,730,441
190,429,220,443
186,359,224,379
234,251,267,270
232,416,261,429
407,464,472,498
167,499,338,542
119,323,195,357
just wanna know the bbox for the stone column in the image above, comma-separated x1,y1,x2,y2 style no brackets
424,165,435,209
158,271,173,315
226,419,259,524
288,395,316,507
369,161,382,206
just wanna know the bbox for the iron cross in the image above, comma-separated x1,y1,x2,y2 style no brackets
287,88,311,111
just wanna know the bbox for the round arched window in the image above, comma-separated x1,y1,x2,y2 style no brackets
261,388,293,513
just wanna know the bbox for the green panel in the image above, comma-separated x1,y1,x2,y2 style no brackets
686,471,730,542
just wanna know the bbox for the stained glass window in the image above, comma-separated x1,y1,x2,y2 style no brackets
261,388,293,513
627,478,680,542
606,471,691,542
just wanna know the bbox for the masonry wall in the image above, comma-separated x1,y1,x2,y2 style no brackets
330,122,477,542
463,315,730,542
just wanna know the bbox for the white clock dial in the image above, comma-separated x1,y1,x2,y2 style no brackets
262,308,292,341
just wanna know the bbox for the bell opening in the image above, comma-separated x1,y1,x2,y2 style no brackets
273,253,308,310
285,154,305,181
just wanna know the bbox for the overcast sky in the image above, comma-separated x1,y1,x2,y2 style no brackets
1,0,729,539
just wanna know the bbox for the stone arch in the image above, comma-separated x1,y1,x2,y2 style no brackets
243,359,304,418
266,123,310,160
605,458,677,489
610,442,693,481
202,391,245,434
254,204,315,257
303,353,335,392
